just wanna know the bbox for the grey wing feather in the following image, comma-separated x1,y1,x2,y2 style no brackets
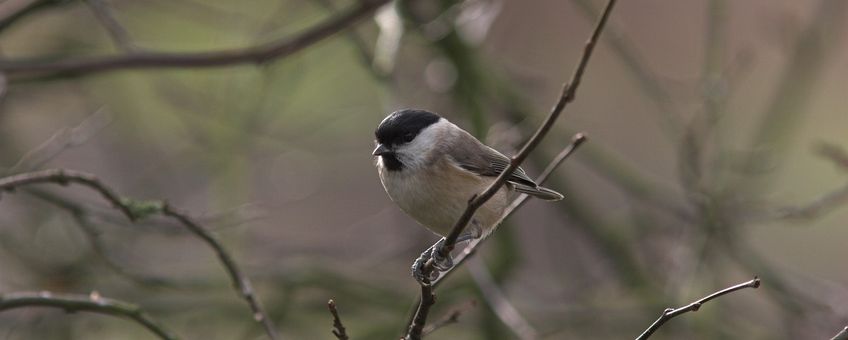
445,135,563,201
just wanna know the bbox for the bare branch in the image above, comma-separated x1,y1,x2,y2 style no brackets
832,326,848,340
0,291,178,340
0,0,391,80
327,299,349,340
0,168,137,220
84,0,136,51
467,258,537,339
422,299,477,336
405,0,616,335
0,169,280,340
635,277,761,340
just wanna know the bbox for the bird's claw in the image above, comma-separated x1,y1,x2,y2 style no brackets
431,239,454,271
411,238,455,284
411,247,439,284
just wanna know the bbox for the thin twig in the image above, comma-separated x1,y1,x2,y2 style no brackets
0,169,136,220
84,0,136,51
422,299,477,336
0,0,391,80
635,277,761,340
405,0,616,336
0,291,178,340
327,299,349,340
0,169,280,340
832,326,848,340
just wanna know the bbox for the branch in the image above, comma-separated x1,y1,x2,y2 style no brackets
0,169,280,340
467,257,537,339
405,0,617,335
0,0,391,80
84,0,136,51
422,299,477,336
327,299,349,340
0,291,178,340
635,277,761,340
832,326,848,340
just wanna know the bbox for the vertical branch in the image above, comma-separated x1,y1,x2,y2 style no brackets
327,299,349,340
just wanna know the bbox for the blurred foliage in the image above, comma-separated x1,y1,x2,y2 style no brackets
1,0,847,339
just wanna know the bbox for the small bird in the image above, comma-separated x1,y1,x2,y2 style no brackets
372,109,563,282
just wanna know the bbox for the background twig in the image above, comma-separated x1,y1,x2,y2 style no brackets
0,0,391,80
0,291,178,340
0,169,280,340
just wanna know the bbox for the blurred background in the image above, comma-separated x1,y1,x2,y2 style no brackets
0,0,846,339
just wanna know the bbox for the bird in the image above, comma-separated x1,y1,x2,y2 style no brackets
372,109,563,282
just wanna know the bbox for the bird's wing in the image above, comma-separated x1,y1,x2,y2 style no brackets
444,134,563,201
443,137,537,187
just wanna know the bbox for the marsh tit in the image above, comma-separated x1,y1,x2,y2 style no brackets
372,109,563,282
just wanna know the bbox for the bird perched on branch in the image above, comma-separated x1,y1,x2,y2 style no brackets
372,109,563,282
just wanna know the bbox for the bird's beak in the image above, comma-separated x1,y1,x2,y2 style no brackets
372,144,392,156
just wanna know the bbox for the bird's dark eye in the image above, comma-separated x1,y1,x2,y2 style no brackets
401,133,415,143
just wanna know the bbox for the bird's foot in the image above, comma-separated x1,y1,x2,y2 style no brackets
411,245,439,284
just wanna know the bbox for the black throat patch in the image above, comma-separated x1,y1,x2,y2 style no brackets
375,109,441,171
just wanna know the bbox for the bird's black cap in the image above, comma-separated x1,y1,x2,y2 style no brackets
375,109,441,146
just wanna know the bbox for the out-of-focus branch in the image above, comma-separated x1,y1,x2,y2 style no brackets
84,0,136,51
635,277,760,340
0,291,178,340
422,299,477,336
405,0,616,336
0,169,137,220
467,257,538,340
327,299,349,340
0,169,280,340
0,0,391,80
831,326,848,340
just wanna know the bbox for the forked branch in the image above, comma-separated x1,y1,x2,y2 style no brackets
635,277,761,340
404,0,618,337
0,169,280,340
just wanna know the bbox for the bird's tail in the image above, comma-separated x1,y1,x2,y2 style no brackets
513,184,564,201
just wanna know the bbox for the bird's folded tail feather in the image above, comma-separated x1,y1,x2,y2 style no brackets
512,183,564,201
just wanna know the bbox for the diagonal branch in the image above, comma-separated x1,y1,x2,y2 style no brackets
0,291,178,340
635,277,761,340
404,0,617,337
832,326,848,340
0,169,280,340
0,0,391,80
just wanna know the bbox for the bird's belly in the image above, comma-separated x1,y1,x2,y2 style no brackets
380,167,508,237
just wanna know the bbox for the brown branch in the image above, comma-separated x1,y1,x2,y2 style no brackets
0,169,280,340
84,0,136,51
422,299,477,336
467,257,537,339
327,299,349,340
0,0,391,80
405,0,617,336
635,277,761,340
0,168,136,220
832,326,848,340
0,291,178,340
